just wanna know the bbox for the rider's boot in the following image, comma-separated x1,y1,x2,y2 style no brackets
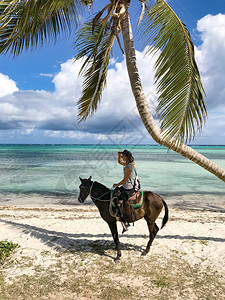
117,203,130,233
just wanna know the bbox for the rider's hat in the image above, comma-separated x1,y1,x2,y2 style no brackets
122,149,134,162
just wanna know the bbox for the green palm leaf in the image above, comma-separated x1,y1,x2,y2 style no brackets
0,0,82,56
74,20,115,121
141,0,207,143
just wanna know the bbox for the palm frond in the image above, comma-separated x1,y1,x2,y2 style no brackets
74,20,115,121
81,0,93,11
140,0,207,144
136,1,146,29
0,0,82,56
92,3,112,33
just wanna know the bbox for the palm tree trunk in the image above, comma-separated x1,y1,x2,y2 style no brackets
121,7,225,182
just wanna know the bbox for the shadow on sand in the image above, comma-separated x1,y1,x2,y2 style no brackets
1,219,225,260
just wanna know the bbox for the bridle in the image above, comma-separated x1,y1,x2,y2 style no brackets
79,181,111,202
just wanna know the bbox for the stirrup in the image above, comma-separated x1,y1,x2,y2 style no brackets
122,223,130,234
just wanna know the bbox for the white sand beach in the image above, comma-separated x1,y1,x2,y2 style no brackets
0,194,225,299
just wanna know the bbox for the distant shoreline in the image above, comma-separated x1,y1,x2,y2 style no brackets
0,143,225,147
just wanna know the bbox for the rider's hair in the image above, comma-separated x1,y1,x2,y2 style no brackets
122,150,134,163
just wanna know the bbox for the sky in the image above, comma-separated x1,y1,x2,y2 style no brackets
0,0,225,145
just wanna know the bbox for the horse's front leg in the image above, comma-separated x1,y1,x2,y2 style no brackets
108,220,121,262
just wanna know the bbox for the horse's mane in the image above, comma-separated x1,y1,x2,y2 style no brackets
94,181,110,191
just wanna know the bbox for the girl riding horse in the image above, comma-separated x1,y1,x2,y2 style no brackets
113,149,137,233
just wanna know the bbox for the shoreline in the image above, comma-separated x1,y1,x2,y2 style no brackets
0,192,225,212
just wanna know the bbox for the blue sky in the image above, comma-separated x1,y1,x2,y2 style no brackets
0,0,225,145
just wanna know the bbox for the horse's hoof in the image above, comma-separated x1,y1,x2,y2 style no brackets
114,257,121,263
141,251,148,256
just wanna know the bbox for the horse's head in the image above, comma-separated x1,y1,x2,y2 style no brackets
78,176,92,203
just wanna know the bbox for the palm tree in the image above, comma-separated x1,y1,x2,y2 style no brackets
0,0,225,182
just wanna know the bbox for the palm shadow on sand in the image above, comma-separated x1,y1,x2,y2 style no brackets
1,219,143,259
1,219,225,260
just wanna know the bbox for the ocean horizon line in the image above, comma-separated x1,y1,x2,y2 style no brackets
0,143,225,147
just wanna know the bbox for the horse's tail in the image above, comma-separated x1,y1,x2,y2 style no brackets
161,199,169,229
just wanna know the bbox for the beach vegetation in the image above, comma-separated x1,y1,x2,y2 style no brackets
0,251,224,300
199,240,209,245
152,276,170,288
0,241,18,263
0,0,224,181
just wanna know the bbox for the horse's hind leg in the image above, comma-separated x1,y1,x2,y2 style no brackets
142,219,159,256
154,223,159,234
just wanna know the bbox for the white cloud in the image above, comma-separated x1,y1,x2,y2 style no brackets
44,130,91,139
0,73,18,98
21,127,35,135
40,73,54,78
195,14,225,110
193,13,225,144
44,129,130,142
52,58,83,99
0,49,156,137
0,102,20,114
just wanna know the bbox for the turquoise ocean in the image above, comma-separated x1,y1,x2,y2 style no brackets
0,144,224,204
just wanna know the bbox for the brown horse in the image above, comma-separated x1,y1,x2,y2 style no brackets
78,176,168,261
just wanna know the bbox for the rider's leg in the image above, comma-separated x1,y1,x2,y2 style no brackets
118,192,130,233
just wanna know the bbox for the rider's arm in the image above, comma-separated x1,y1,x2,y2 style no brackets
118,151,126,166
113,167,131,187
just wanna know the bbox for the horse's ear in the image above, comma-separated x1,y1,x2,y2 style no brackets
88,176,92,181
79,177,83,182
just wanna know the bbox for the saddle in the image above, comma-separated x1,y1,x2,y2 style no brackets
124,191,143,223
111,190,144,223
127,191,143,209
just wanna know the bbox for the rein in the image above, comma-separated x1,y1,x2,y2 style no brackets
81,181,111,202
